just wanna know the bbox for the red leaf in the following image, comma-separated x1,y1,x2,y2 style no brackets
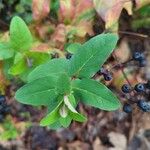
32,0,50,21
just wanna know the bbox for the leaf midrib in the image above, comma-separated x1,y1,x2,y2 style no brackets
20,88,56,97
74,43,105,76
73,87,117,106
28,71,67,82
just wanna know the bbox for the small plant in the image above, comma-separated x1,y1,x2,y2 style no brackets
0,116,29,141
15,33,121,129
0,16,50,81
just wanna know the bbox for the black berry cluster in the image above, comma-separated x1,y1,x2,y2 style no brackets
115,51,150,113
97,67,113,81
121,80,150,113
0,95,10,122
95,51,148,114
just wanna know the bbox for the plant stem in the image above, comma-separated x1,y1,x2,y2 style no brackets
118,31,148,38
113,52,137,99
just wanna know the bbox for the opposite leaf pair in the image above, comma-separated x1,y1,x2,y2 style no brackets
15,33,121,129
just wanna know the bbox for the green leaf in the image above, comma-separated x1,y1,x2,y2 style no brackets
9,51,50,76
72,79,121,111
13,52,23,63
10,16,32,52
19,68,33,82
59,94,75,127
48,121,62,130
40,99,63,126
9,58,27,75
3,58,14,80
9,51,50,79
28,58,69,82
47,96,64,114
0,43,14,60
9,53,27,75
59,116,72,128
15,76,58,106
66,43,81,54
50,0,60,19
56,73,71,95
68,94,77,107
69,33,118,78
40,109,60,126
69,111,87,122
59,104,68,118
25,51,50,67
64,95,77,113
64,95,87,122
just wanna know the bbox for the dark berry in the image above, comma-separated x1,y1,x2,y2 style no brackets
139,59,146,67
121,84,131,93
3,106,10,114
103,73,112,81
123,103,132,113
66,53,72,59
137,100,150,112
0,104,7,114
97,67,106,75
132,52,145,61
134,83,145,92
0,95,5,105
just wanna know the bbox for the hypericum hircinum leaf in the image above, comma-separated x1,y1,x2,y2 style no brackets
40,100,63,126
0,43,14,60
59,104,68,118
66,43,81,54
25,51,50,67
9,58,27,75
59,116,72,128
64,95,87,122
69,111,87,122
15,76,58,106
69,33,118,78
48,121,62,130
10,16,32,52
72,79,121,111
64,95,77,113
28,58,69,82
56,73,71,95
